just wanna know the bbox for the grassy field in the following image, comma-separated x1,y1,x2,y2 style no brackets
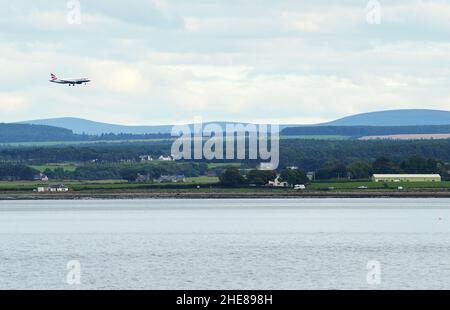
281,135,351,140
185,176,219,184
0,138,174,147
308,181,450,190
0,178,449,192
207,163,241,169
0,180,126,191
0,177,219,191
30,163,78,172
0,134,354,148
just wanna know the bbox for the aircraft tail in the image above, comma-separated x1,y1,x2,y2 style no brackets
50,73,58,81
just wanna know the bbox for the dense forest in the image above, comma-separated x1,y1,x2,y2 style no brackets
1,139,450,170
279,139,450,171
0,124,76,142
281,125,450,137
44,162,207,181
0,163,40,181
4,122,450,143
313,155,448,180
0,142,172,163
1,138,450,181
0,123,171,143
0,161,207,181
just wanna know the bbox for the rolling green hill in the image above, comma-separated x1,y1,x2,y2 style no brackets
0,123,78,143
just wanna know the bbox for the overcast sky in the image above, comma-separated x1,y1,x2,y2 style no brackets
1,0,450,125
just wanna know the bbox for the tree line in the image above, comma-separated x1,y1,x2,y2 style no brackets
0,123,171,143
219,168,309,187
309,155,448,180
2,139,450,169
281,125,450,137
0,162,207,181
218,154,449,187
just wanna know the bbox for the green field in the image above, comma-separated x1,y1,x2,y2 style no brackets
0,177,218,191
185,176,219,184
308,181,450,190
0,178,449,192
0,134,353,148
207,163,241,169
0,138,174,147
281,135,351,140
0,179,126,191
30,163,78,172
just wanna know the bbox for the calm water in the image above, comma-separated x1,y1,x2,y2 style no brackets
1,198,450,290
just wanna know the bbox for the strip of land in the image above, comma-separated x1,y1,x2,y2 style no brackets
359,133,450,140
1,189,450,200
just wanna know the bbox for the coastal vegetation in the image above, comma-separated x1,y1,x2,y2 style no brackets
0,137,449,195
2,139,450,170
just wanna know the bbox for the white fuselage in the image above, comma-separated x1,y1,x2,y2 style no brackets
50,77,91,86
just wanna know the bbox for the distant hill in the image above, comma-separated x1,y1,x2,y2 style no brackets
19,117,174,135
0,123,171,144
281,124,450,138
19,118,283,135
323,109,450,126
17,109,450,135
0,123,77,143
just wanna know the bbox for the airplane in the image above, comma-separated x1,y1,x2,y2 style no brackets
49,73,91,86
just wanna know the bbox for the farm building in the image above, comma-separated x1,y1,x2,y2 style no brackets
35,184,69,193
267,177,289,188
372,174,441,182
157,175,186,183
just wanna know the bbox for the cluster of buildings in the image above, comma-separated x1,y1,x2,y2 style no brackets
35,184,69,193
135,174,186,183
267,177,306,190
139,155,175,162
157,175,186,183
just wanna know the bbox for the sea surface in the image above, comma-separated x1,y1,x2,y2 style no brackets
0,198,450,290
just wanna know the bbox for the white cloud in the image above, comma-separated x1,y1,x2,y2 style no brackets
85,61,150,93
385,0,450,29
280,8,362,33
0,93,30,112
0,1,449,125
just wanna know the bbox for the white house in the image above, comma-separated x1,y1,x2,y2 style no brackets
36,184,69,193
158,155,174,161
267,177,289,188
294,184,306,190
48,184,69,192
139,155,153,162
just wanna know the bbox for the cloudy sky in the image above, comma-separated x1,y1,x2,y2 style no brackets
1,0,450,125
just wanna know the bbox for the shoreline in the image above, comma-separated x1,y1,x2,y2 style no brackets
1,190,450,200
